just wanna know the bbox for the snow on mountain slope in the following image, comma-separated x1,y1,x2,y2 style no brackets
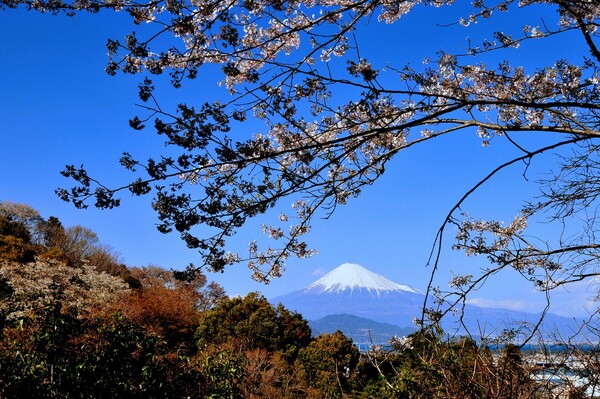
305,263,422,295
272,263,582,338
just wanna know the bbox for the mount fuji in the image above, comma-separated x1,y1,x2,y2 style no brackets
273,263,426,327
304,263,422,296
272,263,581,341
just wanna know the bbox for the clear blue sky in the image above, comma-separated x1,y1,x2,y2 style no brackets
1,4,595,318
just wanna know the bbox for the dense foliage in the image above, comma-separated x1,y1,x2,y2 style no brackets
1,202,597,397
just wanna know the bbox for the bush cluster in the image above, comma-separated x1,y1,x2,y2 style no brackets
0,202,579,398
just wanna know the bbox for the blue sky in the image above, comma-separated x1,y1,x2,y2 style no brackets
1,4,597,318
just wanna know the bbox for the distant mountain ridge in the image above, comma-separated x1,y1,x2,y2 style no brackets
273,263,582,340
308,314,416,344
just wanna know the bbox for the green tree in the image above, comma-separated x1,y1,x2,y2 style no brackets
296,331,360,398
194,348,245,399
0,304,193,398
196,292,311,359
40,216,67,248
0,202,43,237
0,216,36,263
0,236,32,263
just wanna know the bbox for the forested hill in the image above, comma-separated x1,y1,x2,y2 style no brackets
0,201,595,398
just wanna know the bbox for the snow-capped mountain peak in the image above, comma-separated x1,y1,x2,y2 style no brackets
305,263,421,295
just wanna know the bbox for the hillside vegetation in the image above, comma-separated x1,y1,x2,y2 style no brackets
0,201,595,398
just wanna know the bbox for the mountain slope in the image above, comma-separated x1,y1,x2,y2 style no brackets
274,263,426,326
276,284,424,325
273,263,581,339
308,314,416,344
305,263,421,296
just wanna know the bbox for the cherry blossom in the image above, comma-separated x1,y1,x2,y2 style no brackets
5,0,599,303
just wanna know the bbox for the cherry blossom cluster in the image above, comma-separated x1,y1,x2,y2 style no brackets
37,0,600,288
0,259,129,320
